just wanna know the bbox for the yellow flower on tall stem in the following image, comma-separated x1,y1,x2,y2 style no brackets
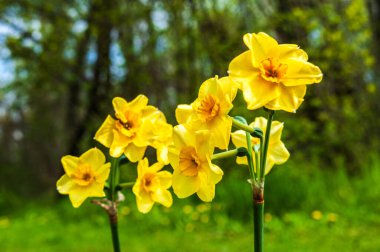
132,158,173,214
94,95,171,162
168,125,223,202
57,148,110,208
228,32,322,112
231,117,290,175
175,76,238,150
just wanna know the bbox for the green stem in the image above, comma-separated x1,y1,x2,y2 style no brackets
212,149,238,160
232,117,255,134
245,131,256,181
260,110,274,179
253,181,264,252
117,181,135,190
109,211,120,252
108,157,121,252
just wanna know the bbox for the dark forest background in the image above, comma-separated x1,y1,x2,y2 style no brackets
1,0,380,222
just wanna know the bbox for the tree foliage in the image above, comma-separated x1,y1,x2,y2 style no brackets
0,0,379,198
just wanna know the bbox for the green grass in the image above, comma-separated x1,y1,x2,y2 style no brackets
1,202,379,252
1,156,380,251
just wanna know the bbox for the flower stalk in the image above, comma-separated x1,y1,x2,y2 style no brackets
108,157,121,252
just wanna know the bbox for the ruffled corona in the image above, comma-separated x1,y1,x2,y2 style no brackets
168,125,223,202
94,95,172,163
175,76,238,150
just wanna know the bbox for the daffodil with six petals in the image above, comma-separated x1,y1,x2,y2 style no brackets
228,32,322,112
56,148,111,208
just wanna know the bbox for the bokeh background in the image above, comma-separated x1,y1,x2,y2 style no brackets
1,0,380,251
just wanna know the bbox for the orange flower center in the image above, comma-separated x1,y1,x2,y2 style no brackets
115,111,140,138
179,146,201,177
142,173,159,192
260,58,288,83
72,164,95,186
197,94,220,122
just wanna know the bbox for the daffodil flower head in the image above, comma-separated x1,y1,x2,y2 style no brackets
56,148,111,208
132,158,173,214
94,95,172,162
228,32,323,112
168,125,223,202
231,117,290,175
175,76,238,149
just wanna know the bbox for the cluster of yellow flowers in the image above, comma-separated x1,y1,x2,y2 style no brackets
57,32,322,213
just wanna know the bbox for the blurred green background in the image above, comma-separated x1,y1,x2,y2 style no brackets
1,0,380,251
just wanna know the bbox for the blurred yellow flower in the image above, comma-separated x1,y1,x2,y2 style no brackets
94,95,172,163
132,158,173,213
311,210,323,220
228,32,322,112
168,125,223,202
231,117,289,174
57,148,110,208
175,76,238,149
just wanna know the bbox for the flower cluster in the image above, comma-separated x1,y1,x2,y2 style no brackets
57,96,173,212
57,31,322,213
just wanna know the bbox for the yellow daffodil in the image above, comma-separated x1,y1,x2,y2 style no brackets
228,32,322,112
138,111,173,165
94,95,172,162
175,76,238,149
231,117,290,174
57,148,110,208
168,125,223,202
132,158,173,213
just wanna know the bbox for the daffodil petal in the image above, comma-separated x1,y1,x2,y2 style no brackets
157,171,172,189
172,125,190,149
218,76,238,102
241,75,279,110
172,171,200,198
69,191,88,208
269,44,308,62
228,51,257,87
268,141,290,165
194,130,213,157
157,145,170,165
128,94,149,111
109,130,130,157
137,158,149,176
152,188,173,207
265,84,306,113
61,155,79,176
80,148,106,170
268,121,284,143
282,58,323,86
210,116,231,150
243,32,278,66
125,143,146,163
231,130,247,148
175,104,193,124
196,170,215,202
56,174,75,194
112,97,129,121
94,163,111,182
134,190,154,214
88,182,106,197
168,146,180,170
94,115,115,147
150,162,164,173
209,163,223,184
